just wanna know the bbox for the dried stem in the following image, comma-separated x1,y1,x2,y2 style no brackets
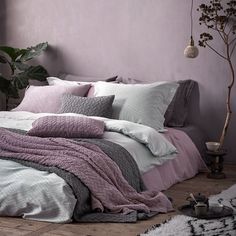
229,37,236,45
230,42,236,57
205,42,227,60
219,38,235,148
198,0,236,150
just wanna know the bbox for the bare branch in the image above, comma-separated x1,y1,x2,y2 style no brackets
201,15,226,43
198,0,236,148
230,42,236,57
227,25,235,36
216,27,227,43
205,42,228,60
223,12,231,32
229,37,236,45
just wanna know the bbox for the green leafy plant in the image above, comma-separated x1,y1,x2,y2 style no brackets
0,42,49,110
198,0,236,149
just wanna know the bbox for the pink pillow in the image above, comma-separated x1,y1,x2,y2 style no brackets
13,85,91,113
27,116,105,138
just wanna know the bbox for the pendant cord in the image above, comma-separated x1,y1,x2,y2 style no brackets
190,0,194,38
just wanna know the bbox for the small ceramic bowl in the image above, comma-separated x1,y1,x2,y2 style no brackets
206,142,220,152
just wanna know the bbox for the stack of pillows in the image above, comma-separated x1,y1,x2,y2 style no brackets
12,74,196,132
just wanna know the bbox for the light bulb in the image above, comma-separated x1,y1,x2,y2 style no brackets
184,36,199,58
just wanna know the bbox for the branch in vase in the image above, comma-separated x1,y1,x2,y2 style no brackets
205,42,228,60
230,42,236,57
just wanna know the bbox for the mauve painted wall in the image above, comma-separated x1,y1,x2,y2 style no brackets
1,0,236,162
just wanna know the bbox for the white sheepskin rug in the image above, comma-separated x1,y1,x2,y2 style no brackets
140,184,236,236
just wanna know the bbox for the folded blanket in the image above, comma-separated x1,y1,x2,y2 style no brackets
0,128,173,222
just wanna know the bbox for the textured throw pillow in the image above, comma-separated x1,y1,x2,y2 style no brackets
12,84,91,113
164,80,196,127
59,94,115,118
93,81,179,131
27,116,105,138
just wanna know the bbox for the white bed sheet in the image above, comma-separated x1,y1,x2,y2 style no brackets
0,159,76,223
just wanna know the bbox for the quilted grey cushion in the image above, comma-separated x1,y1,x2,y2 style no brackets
27,115,105,138
59,94,115,118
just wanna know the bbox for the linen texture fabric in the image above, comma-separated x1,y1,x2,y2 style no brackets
93,81,179,131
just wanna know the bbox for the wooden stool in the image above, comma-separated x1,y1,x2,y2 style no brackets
206,150,227,179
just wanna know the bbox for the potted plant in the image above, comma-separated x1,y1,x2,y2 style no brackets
0,42,49,110
198,0,236,150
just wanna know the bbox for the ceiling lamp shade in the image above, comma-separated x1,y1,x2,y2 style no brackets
184,0,199,58
184,36,199,58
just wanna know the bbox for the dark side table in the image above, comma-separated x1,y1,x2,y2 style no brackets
206,150,227,179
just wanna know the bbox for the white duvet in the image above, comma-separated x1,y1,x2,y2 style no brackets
0,111,177,223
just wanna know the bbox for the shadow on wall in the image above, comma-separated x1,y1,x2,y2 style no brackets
0,0,6,43
0,0,6,110
36,44,66,77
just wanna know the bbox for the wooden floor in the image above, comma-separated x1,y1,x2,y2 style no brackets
0,165,236,236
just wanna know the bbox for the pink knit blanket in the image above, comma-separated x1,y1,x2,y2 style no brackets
0,128,172,215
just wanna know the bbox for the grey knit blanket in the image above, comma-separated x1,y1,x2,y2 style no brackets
0,128,172,222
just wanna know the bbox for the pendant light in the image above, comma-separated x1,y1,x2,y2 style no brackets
184,0,199,58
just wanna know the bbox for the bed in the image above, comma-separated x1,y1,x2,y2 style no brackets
0,76,207,223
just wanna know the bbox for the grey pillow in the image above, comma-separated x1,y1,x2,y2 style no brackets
59,94,115,118
164,80,196,127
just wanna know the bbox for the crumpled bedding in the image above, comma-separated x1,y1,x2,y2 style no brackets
0,128,172,222
0,111,179,223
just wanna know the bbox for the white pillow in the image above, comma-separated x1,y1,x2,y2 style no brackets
105,119,177,157
47,75,117,86
93,81,179,131
47,77,82,86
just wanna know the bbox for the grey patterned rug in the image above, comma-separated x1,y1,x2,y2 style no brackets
140,184,236,236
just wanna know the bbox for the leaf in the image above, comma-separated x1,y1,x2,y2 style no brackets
13,61,30,71
15,49,28,61
0,77,19,99
0,75,10,93
7,83,19,99
13,65,49,90
19,42,48,62
12,73,30,90
0,54,7,64
24,65,49,81
0,46,21,61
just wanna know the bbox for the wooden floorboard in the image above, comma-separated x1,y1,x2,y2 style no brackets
0,165,235,236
